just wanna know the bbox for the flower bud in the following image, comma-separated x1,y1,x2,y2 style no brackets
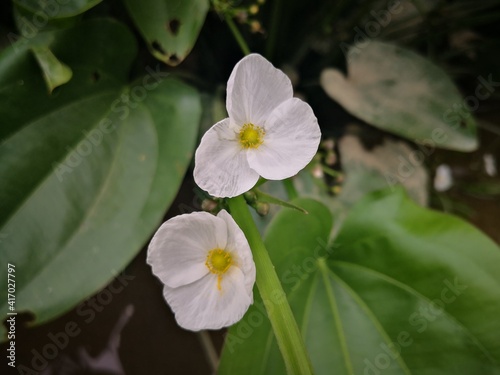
244,190,257,203
255,201,270,216
201,199,218,212
250,20,262,33
312,164,324,179
325,151,337,166
249,5,259,14
321,139,335,151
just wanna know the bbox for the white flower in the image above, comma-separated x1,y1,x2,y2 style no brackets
194,54,321,198
147,210,256,331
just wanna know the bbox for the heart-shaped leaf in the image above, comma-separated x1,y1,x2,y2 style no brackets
218,191,500,374
123,0,209,66
338,134,428,206
321,41,478,152
0,19,202,337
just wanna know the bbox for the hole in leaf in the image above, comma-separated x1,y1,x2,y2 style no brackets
169,54,180,64
151,40,166,55
167,19,181,35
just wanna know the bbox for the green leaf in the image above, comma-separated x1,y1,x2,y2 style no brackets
219,198,333,375
13,0,102,19
320,41,478,152
12,0,101,37
0,19,201,337
254,189,308,214
338,133,428,206
219,190,500,374
31,46,73,92
123,0,209,66
0,18,136,138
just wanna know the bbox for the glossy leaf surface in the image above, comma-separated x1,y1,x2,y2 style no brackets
219,191,500,374
0,19,201,336
123,0,209,66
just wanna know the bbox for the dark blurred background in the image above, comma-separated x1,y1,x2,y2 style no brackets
1,0,500,374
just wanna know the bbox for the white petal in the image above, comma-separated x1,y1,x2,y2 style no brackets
147,212,228,288
247,98,321,180
483,154,497,176
226,54,293,127
217,210,256,299
194,118,259,198
434,164,453,192
164,267,252,331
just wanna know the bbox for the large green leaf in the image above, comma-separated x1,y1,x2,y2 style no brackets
219,199,333,375
13,0,102,19
338,134,428,207
218,191,500,374
320,41,478,152
123,0,209,66
12,0,101,38
0,19,201,337
0,18,135,137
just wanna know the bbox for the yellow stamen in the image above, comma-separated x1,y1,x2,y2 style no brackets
205,248,233,291
239,123,265,149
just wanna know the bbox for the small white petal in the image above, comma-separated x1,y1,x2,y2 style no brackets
164,267,252,331
434,164,453,192
194,118,259,198
226,54,293,126
147,212,227,288
217,210,256,299
484,154,497,176
247,98,321,180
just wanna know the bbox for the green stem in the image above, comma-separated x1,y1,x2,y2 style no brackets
322,165,342,178
224,14,251,56
265,0,282,60
227,195,313,375
224,10,311,374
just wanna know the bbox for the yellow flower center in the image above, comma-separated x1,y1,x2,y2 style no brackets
238,123,265,149
205,248,233,290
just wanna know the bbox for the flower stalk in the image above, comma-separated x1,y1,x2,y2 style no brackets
227,195,314,375
224,13,251,56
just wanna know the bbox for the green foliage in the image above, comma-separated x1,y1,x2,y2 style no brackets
321,41,478,152
123,0,209,66
31,46,72,92
13,0,102,19
338,135,428,207
0,18,201,335
0,0,498,372
219,190,500,374
12,0,102,35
